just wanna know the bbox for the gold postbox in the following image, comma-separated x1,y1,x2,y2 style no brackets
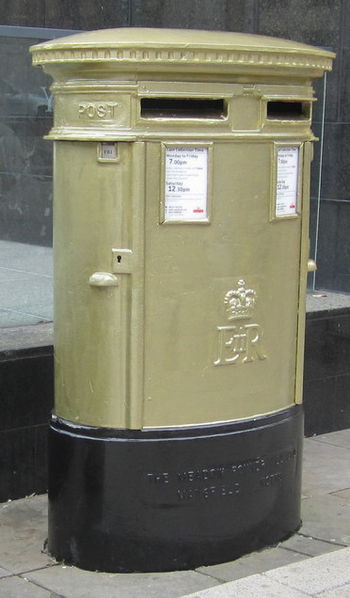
31,29,334,573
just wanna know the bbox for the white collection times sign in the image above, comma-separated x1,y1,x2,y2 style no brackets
164,147,208,221
276,146,300,217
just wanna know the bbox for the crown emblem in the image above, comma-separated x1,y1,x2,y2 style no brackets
224,279,256,321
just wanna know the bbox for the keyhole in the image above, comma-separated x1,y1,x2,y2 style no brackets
117,255,122,263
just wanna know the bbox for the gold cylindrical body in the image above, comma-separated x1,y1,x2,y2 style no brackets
31,30,334,430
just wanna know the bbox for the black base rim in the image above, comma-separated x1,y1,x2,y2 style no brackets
48,406,303,573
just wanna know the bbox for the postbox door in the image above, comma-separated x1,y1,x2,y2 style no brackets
142,140,305,428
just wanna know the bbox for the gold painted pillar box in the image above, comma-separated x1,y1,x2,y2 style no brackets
31,29,334,573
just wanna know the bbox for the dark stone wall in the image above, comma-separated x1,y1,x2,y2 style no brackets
0,34,54,246
0,1,130,29
304,309,350,436
0,345,53,502
0,0,348,291
0,0,340,38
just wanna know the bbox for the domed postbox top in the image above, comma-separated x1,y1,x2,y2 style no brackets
31,27,334,80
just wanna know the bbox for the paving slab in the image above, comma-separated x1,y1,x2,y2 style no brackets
0,495,54,574
331,488,350,501
0,575,52,598
0,240,53,327
279,533,344,557
0,269,36,283
306,292,350,313
313,430,350,450
302,439,350,497
0,307,46,327
300,494,350,546
0,321,53,351
265,546,350,595
0,277,53,321
0,567,12,579
25,565,219,598
181,548,350,598
180,574,309,597
196,546,308,583
317,584,350,597
0,240,53,276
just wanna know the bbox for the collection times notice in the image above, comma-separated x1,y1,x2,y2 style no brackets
276,146,299,217
164,147,208,221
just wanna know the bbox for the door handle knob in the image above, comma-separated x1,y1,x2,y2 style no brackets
89,272,119,287
307,259,317,272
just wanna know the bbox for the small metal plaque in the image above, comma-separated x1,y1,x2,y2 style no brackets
98,142,118,162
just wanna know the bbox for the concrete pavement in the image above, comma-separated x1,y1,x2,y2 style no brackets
0,240,53,328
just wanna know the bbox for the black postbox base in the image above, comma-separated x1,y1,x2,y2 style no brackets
48,405,303,573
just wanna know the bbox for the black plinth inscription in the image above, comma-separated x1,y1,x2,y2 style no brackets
48,407,303,572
